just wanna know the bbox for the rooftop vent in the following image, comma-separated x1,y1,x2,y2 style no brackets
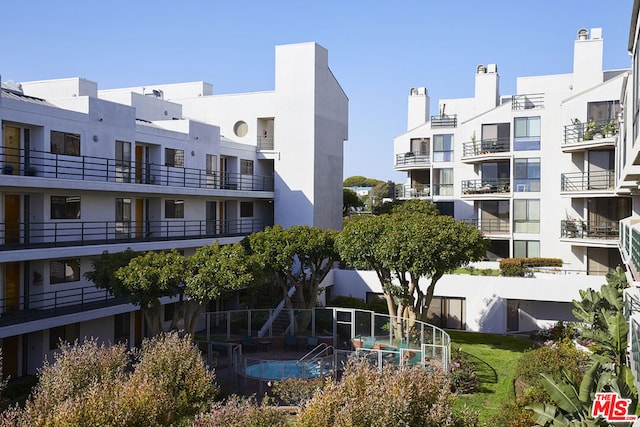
577,28,588,40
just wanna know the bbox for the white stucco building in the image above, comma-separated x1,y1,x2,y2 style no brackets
343,27,630,334
0,42,348,378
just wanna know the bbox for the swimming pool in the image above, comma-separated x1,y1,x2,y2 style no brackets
243,359,328,381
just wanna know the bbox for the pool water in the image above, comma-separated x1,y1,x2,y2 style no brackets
243,360,324,381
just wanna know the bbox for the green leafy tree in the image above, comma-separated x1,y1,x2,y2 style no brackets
337,209,486,336
343,188,364,217
343,175,384,188
114,249,186,336
244,225,339,330
181,242,253,336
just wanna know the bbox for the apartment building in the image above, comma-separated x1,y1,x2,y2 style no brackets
350,27,627,333
394,28,628,273
0,42,348,378
617,0,640,393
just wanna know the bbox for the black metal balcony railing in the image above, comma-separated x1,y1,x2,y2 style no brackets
462,178,510,195
430,115,457,128
564,119,618,145
0,285,128,327
511,93,544,110
395,152,431,167
0,219,266,251
462,218,510,233
462,137,510,157
560,170,614,192
0,147,274,192
561,219,619,239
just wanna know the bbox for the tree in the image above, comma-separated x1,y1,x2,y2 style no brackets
343,175,383,188
183,242,253,335
337,209,486,337
368,180,395,211
343,188,364,217
244,225,339,331
114,249,187,336
86,243,253,337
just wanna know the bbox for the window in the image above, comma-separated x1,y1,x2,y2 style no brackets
514,116,541,150
49,323,80,350
587,100,620,123
165,200,184,218
240,202,254,217
479,200,509,233
51,131,80,156
410,138,428,154
165,148,184,167
115,140,131,183
433,134,453,161
434,168,453,196
513,240,540,258
513,199,540,233
115,198,131,238
206,154,217,174
114,313,130,344
514,158,540,192
50,259,80,284
51,196,80,219
241,159,254,175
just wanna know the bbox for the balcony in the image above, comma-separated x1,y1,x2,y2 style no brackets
462,218,510,234
0,147,274,192
0,219,266,250
620,218,640,281
461,137,510,160
394,152,431,169
461,178,510,196
561,219,619,240
431,184,454,197
257,135,274,150
563,119,618,149
511,93,544,110
430,114,457,128
0,285,128,327
396,185,430,199
560,170,614,193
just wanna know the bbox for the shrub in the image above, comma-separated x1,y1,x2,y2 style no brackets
271,377,326,405
130,331,218,420
296,357,479,426
194,395,290,427
513,340,589,402
448,349,478,394
499,258,562,276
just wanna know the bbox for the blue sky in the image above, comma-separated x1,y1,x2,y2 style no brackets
0,1,634,182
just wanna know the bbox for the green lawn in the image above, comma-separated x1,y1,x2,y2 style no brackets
448,330,535,424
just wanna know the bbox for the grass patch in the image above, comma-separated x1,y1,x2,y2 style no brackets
448,330,534,425
451,267,499,276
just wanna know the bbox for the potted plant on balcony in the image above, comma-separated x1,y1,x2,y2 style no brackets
584,121,596,141
25,165,37,176
603,119,617,137
2,164,14,175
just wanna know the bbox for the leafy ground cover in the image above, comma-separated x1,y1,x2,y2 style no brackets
448,330,534,424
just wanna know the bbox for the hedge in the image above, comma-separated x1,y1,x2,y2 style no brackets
499,258,563,277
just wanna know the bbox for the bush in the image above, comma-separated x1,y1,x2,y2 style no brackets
499,258,563,276
448,349,478,394
194,395,290,427
296,357,479,426
513,340,589,402
271,377,326,405
12,333,218,426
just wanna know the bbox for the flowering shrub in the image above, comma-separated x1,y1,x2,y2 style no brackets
9,332,218,426
296,357,479,426
194,395,289,427
271,377,326,405
448,349,478,394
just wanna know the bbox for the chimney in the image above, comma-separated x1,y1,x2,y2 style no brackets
474,64,499,112
572,28,603,91
407,87,430,130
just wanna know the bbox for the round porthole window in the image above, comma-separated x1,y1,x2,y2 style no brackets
233,121,248,137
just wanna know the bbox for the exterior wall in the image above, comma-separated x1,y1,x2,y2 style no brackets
330,268,603,334
0,41,346,377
